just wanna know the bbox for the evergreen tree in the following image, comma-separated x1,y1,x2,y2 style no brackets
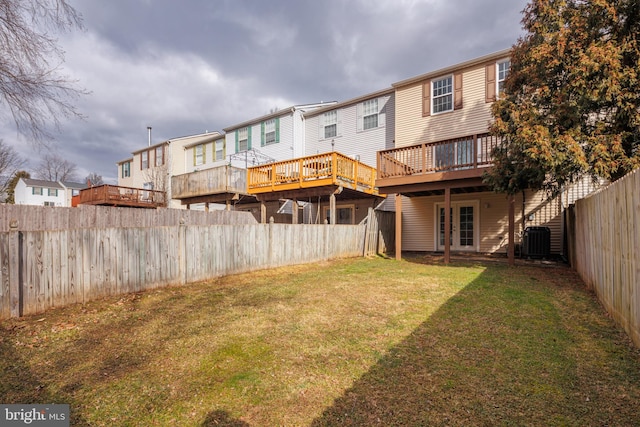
485,0,640,196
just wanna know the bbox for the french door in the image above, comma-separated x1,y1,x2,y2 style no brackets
436,201,478,252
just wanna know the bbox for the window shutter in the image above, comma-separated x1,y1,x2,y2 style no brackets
356,102,363,132
203,144,206,162
275,117,280,143
193,146,196,166
422,81,431,117
261,122,265,147
223,140,226,159
247,126,252,150
454,73,463,110
485,63,496,103
235,130,239,152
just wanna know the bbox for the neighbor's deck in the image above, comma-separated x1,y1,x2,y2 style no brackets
78,185,165,208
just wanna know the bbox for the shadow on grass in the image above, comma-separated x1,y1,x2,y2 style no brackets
201,409,249,426
0,334,91,426
311,261,640,426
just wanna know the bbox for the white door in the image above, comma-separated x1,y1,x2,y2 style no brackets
436,201,478,252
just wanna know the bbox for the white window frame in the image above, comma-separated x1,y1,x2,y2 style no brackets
238,127,249,151
122,162,131,178
155,146,164,166
141,151,149,169
264,119,276,145
324,111,337,139
362,99,379,130
194,144,205,166
214,139,225,161
48,188,58,197
432,75,453,114
497,60,511,97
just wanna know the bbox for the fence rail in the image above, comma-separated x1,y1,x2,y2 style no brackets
566,168,640,348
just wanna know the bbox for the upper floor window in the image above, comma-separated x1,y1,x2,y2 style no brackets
432,76,453,114
48,188,58,197
141,151,149,169
261,118,279,146
214,139,225,161
155,146,164,166
236,127,251,152
324,111,337,138
121,161,131,178
497,60,511,95
362,99,379,130
32,187,43,195
194,144,205,166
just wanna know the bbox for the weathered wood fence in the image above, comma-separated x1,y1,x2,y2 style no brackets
0,205,256,231
566,168,640,347
0,222,370,319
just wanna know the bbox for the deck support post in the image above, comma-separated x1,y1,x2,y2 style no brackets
329,194,336,225
292,199,298,224
260,201,267,224
205,202,209,212
508,194,515,265
444,186,451,265
395,193,402,260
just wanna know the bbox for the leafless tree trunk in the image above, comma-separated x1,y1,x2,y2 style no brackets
0,0,86,142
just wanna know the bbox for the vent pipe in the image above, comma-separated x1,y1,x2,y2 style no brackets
147,126,152,146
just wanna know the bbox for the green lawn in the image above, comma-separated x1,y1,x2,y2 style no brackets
1,256,639,426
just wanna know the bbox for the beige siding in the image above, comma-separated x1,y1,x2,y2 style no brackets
401,190,565,255
395,65,494,147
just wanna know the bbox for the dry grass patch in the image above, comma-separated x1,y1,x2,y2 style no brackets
1,257,639,426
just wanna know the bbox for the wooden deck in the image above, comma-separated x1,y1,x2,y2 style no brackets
171,165,252,205
78,185,166,208
376,133,502,195
247,152,378,198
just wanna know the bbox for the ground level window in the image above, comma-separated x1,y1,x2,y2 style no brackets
323,205,354,224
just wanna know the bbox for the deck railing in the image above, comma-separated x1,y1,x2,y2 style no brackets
248,152,377,195
171,165,248,199
78,184,166,207
377,133,502,179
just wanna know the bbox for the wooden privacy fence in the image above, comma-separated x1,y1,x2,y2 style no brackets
566,168,640,347
0,223,367,319
0,205,257,231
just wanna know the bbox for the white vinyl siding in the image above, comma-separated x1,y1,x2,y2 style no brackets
305,94,394,168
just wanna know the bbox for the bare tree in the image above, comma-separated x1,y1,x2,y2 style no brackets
142,164,168,207
34,152,78,182
85,172,103,186
0,139,26,200
0,0,86,142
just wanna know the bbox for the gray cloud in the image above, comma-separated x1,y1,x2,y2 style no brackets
0,0,528,183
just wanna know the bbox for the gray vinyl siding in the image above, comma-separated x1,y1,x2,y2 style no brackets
305,94,395,168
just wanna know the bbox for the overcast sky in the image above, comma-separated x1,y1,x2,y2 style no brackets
1,0,529,184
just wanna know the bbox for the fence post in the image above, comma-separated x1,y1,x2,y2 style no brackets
9,220,21,317
178,218,187,285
